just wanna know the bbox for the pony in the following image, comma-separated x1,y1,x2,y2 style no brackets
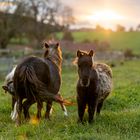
2,66,45,121
13,42,67,125
2,66,17,120
76,50,112,123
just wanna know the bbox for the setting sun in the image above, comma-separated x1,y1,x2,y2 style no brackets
86,10,124,29
92,10,123,21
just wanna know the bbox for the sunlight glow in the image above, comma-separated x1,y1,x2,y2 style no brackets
29,116,40,125
86,9,124,29
92,10,123,21
0,2,16,12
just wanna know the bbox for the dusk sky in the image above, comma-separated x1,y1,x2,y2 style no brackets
61,0,140,30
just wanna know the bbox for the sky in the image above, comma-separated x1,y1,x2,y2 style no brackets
61,0,140,30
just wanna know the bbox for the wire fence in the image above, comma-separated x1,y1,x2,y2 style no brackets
0,57,16,79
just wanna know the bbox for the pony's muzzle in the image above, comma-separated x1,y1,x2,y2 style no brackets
2,85,8,93
80,78,90,87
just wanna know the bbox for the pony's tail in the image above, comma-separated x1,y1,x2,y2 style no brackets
18,66,62,103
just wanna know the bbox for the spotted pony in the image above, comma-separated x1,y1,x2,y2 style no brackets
76,50,112,123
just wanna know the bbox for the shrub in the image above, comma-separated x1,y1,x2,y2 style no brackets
82,39,91,43
62,31,74,42
124,49,134,58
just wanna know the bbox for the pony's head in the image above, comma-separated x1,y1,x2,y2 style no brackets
43,42,62,69
43,42,61,57
2,81,14,95
77,50,94,87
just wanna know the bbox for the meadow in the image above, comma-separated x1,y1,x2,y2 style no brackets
0,59,140,140
58,31,140,55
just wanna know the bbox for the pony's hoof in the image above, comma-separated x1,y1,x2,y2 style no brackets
64,111,68,117
88,119,94,124
77,119,82,124
25,116,30,122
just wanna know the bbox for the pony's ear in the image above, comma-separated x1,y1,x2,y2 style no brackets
89,50,94,57
55,42,59,49
2,86,8,93
44,43,49,48
77,50,82,57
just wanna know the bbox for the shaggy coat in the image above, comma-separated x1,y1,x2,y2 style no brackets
76,50,112,123
13,43,66,125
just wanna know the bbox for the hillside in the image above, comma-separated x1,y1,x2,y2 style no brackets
58,31,140,55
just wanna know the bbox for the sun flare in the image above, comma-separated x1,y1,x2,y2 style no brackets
86,9,124,29
91,10,123,21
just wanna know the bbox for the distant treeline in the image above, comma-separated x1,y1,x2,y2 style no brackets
0,0,74,49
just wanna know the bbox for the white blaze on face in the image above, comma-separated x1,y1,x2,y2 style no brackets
92,56,94,64
49,48,53,53
80,79,90,87
5,66,17,83
49,47,56,56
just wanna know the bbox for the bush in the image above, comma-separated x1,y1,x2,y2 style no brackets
82,39,91,43
62,31,74,42
62,50,75,60
124,49,134,58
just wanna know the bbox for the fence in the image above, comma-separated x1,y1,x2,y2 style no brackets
0,48,44,79
0,57,16,79
0,48,125,79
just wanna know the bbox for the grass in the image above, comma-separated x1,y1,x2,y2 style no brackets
57,31,140,55
0,60,140,140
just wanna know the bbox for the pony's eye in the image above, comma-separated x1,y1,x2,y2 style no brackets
78,64,81,67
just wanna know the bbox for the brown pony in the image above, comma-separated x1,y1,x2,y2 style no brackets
76,50,112,123
13,42,67,125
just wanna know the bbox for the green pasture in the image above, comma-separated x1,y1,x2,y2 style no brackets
57,31,140,54
0,60,140,140
8,31,140,56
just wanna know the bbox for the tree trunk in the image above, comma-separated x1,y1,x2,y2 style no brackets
0,40,9,49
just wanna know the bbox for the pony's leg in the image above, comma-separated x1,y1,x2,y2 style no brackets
88,98,98,123
11,96,16,118
16,97,22,126
56,93,68,116
96,101,104,115
37,101,43,119
45,100,52,119
11,101,18,121
60,103,68,116
23,99,36,120
77,98,86,123
12,96,16,109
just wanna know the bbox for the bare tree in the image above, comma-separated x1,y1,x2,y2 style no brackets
14,0,64,48
0,0,23,48
61,6,75,30
0,0,75,48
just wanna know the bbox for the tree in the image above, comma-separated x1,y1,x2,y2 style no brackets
116,24,125,32
61,6,75,30
95,24,105,32
129,27,134,32
0,0,75,48
136,24,140,31
16,0,63,48
0,0,25,48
